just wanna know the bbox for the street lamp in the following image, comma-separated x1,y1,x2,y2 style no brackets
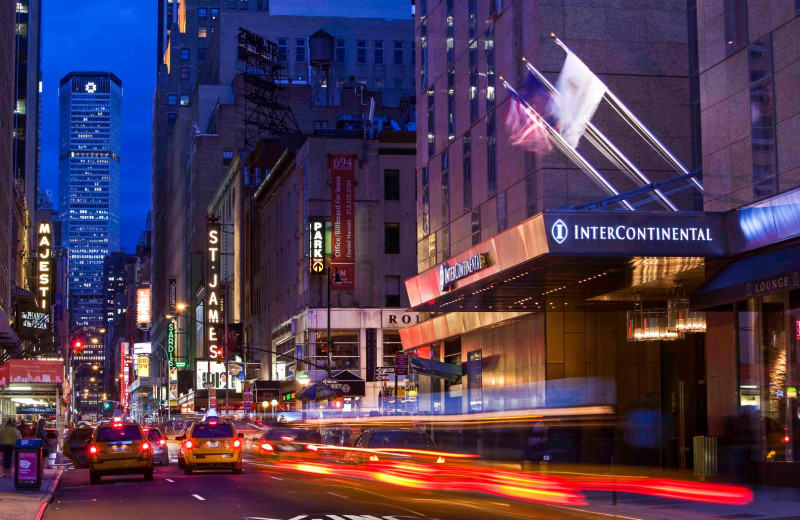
270,399,278,422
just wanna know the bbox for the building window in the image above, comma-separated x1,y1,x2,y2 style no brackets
181,48,190,60
295,39,306,63
471,209,481,245
385,276,401,307
357,40,367,64
167,94,177,105
210,8,219,19
525,175,536,217
485,25,495,111
307,330,360,371
446,15,454,64
223,150,234,166
374,40,384,65
489,0,501,16
394,78,404,89
167,113,177,124
447,67,455,140
421,166,430,236
374,77,384,88
198,7,207,18
198,26,207,38
335,39,346,64
180,95,190,106
487,136,497,196
497,191,507,232
384,170,400,200
427,89,435,158
384,223,400,254
724,0,748,54
313,121,328,130
382,330,403,366
199,48,207,61
749,36,777,198
393,41,403,65
277,39,287,63
180,67,190,79
420,20,428,90
463,133,471,211
469,40,478,123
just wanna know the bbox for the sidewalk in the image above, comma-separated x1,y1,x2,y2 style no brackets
0,466,63,520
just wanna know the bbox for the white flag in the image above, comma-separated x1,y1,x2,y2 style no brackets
554,52,606,147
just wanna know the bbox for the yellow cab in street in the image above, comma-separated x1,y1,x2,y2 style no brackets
64,411,154,485
176,408,243,474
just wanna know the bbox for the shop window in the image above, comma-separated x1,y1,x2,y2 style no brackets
382,330,403,367
307,330,360,371
467,349,482,412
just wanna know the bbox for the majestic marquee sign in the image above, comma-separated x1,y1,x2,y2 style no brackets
544,213,727,257
330,154,356,290
439,254,488,291
167,320,176,368
37,221,53,313
206,217,223,360
309,219,325,274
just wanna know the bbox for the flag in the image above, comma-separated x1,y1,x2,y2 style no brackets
553,52,606,147
504,71,553,155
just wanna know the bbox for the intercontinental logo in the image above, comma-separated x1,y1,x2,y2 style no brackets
551,219,568,244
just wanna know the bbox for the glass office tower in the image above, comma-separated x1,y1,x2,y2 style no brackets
58,72,122,330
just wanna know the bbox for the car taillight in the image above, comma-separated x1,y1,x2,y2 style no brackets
233,439,241,449
159,439,166,446
368,455,380,462
89,445,98,455
306,444,319,452
185,440,193,449
141,442,151,451
436,456,446,464
260,443,273,452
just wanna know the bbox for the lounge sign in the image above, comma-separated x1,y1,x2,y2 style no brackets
545,213,727,257
439,254,488,291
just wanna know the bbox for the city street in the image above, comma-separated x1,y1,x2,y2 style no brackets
44,447,606,520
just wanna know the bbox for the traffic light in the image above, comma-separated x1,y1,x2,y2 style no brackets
72,339,84,356
102,401,112,411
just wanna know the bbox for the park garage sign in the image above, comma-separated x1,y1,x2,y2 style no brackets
439,254,488,291
544,212,727,257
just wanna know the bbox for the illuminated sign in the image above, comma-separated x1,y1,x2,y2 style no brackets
195,360,243,391
37,221,53,313
168,277,177,313
309,219,325,274
330,154,356,290
167,320,176,368
136,285,151,327
205,217,222,359
16,308,49,334
137,355,150,378
556,222,715,243
439,254,488,291
133,342,152,355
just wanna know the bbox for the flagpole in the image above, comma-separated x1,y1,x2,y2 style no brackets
524,61,679,212
503,80,635,211
552,37,704,194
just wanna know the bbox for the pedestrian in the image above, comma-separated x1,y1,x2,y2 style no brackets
35,419,50,468
0,419,18,477
17,419,30,439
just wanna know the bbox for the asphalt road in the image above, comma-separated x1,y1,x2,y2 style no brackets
43,445,605,520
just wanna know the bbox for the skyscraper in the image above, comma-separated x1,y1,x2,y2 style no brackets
58,72,122,330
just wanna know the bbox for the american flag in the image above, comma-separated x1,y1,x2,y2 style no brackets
504,71,554,155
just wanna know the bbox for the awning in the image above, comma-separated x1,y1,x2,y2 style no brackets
691,241,800,310
409,357,462,382
0,309,20,347
0,359,64,386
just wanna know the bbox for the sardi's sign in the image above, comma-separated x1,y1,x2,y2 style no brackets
545,213,727,257
439,254,488,291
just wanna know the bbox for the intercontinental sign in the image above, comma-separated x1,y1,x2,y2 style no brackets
439,254,488,291
551,219,715,244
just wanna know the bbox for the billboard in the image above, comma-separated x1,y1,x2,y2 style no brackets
195,360,244,392
136,285,151,327
329,154,356,290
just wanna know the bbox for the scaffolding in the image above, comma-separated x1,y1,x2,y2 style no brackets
237,27,300,149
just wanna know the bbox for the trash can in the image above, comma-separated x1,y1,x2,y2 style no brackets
14,438,43,490
693,435,718,478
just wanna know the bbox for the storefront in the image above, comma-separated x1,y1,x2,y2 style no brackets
271,308,419,414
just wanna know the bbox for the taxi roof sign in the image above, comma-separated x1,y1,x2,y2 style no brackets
202,407,219,422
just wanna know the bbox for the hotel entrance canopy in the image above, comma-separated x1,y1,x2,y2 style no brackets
405,211,729,314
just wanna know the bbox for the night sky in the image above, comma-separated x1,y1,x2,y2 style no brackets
40,0,155,251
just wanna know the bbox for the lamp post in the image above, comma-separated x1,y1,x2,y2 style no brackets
151,341,171,425
326,266,342,381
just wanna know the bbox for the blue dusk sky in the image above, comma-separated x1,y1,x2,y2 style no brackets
40,0,155,251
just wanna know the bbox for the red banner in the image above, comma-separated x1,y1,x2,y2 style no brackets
0,359,65,385
330,154,356,290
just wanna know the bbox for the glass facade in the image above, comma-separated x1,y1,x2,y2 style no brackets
58,73,122,329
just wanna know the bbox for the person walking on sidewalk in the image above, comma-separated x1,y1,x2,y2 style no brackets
34,419,50,468
0,419,20,477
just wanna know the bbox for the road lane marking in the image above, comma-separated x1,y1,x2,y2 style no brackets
270,476,284,481
166,478,175,483
192,494,206,501
327,492,349,499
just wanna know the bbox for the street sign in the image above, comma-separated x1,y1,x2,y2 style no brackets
376,375,390,381
209,388,217,409
376,367,395,374
322,379,336,385
395,355,409,376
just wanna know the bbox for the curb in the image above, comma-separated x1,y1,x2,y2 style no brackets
34,468,63,520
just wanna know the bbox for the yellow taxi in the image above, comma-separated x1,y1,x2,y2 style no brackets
176,410,243,474
64,415,154,485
